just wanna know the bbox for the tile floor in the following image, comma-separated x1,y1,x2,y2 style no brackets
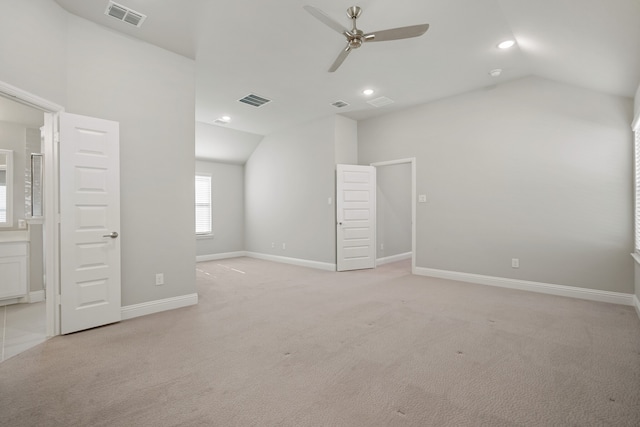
1,301,47,362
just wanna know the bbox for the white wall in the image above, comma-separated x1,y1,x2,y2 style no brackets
0,2,197,307
0,0,67,106
196,160,244,256
65,17,196,305
245,116,337,264
376,163,412,259
359,76,634,293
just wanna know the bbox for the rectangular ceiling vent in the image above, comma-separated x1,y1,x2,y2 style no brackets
238,94,271,107
367,96,395,108
105,1,147,28
331,100,349,108
213,119,229,125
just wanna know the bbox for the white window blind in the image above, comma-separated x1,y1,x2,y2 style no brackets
195,175,211,235
0,170,6,222
635,128,640,252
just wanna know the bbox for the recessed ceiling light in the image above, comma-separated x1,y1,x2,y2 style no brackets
497,40,515,49
220,116,231,122
362,89,374,96
489,69,502,77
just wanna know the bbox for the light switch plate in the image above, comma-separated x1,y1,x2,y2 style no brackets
418,195,427,203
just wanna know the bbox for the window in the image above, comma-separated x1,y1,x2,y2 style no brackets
195,174,212,235
0,169,6,222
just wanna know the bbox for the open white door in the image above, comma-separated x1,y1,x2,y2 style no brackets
60,113,121,334
336,164,376,271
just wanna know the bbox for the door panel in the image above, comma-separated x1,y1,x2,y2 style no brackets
60,113,120,334
336,164,376,271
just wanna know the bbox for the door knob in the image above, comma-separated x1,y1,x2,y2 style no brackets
103,231,119,238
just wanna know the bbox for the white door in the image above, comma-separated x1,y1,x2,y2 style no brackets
60,113,121,334
336,164,376,271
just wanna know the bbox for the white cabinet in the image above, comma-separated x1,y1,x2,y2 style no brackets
0,241,28,300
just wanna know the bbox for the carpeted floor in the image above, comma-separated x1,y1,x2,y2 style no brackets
1,257,639,426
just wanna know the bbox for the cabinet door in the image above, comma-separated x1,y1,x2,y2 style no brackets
0,243,28,300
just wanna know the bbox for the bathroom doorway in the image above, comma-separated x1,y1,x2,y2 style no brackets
0,95,47,361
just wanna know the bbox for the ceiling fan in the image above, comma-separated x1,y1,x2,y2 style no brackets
304,5,429,72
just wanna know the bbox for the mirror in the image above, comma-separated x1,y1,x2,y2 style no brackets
0,149,13,227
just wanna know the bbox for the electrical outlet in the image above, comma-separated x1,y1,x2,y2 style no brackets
328,197,332,205
18,219,27,229
418,195,427,203
282,243,286,250
380,243,384,250
271,242,275,248
511,258,519,268
155,273,164,285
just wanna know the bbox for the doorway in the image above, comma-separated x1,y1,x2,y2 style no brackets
371,158,416,274
0,96,47,360
0,81,64,349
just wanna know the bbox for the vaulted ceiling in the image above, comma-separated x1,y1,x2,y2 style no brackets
55,0,640,139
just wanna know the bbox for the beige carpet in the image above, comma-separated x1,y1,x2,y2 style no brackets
1,257,639,426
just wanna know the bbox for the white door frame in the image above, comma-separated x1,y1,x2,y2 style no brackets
0,81,64,337
370,158,416,274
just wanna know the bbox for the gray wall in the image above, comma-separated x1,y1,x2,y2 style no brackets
0,1,197,306
359,76,634,293
195,160,244,256
245,116,338,264
376,163,411,259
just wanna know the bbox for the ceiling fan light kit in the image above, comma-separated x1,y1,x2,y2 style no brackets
304,5,430,72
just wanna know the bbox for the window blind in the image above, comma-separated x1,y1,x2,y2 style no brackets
195,175,211,235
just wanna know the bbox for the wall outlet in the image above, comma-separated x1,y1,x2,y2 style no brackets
328,197,332,205
155,273,164,285
18,219,27,229
282,243,286,250
511,258,519,268
271,242,275,248
380,243,384,250
418,194,427,203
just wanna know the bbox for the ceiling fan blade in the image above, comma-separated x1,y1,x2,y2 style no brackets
363,24,429,42
329,45,352,72
304,5,350,36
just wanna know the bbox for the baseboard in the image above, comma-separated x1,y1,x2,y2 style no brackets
377,252,412,266
121,293,199,320
245,252,336,272
414,267,635,306
196,251,247,262
29,290,45,303
634,295,640,319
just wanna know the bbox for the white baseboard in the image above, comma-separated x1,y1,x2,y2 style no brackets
377,252,412,266
245,252,336,272
197,251,247,262
414,267,635,307
121,293,199,321
634,295,640,319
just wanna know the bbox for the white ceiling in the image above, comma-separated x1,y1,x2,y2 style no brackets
54,0,640,157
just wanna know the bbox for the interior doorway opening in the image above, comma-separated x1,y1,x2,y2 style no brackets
371,158,416,274
0,81,64,345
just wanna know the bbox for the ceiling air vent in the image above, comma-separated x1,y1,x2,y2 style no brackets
213,119,229,125
331,100,349,108
238,94,271,107
105,1,147,28
367,96,395,108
